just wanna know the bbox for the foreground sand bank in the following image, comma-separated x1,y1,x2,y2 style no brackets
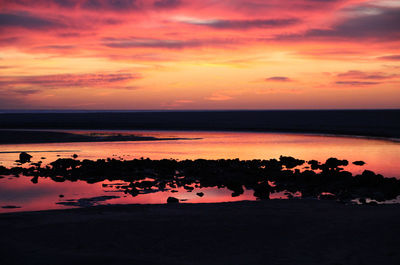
1,200,399,265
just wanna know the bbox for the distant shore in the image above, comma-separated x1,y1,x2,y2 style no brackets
0,130,192,144
1,200,400,265
0,110,399,139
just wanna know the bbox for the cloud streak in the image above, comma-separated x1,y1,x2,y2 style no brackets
178,18,300,30
81,0,139,11
377,54,400,61
0,12,64,30
335,81,381,86
102,37,235,49
265,76,292,82
154,0,181,9
0,73,140,90
277,6,400,41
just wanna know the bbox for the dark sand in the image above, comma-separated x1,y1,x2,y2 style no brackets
1,110,399,139
1,200,400,265
0,130,188,144
1,110,399,265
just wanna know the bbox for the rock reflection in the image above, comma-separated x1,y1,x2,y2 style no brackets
1,155,399,204
56,195,119,207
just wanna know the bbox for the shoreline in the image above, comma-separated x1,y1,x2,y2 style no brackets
1,200,400,265
0,198,386,216
0,130,197,145
2,155,398,209
0,128,399,145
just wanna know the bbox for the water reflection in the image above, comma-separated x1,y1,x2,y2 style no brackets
0,131,399,177
1,154,400,213
0,131,399,213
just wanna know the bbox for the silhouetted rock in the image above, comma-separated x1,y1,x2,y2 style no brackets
184,185,194,192
253,181,270,200
353,161,366,166
0,165,9,175
324,158,348,171
280,156,305,169
2,155,399,205
31,176,38,184
56,196,119,207
1,205,21,209
19,152,32,163
167,197,179,203
308,160,321,170
72,154,78,159
320,194,336,200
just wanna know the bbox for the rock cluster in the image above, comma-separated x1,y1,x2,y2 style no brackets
1,154,399,203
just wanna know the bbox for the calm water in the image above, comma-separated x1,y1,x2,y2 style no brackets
0,130,399,212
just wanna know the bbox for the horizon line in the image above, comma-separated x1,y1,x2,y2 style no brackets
0,108,399,113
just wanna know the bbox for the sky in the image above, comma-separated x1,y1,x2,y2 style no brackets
0,0,399,110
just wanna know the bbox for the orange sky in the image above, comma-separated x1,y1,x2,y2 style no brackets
0,0,399,109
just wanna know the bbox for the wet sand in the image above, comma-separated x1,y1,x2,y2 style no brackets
0,200,399,265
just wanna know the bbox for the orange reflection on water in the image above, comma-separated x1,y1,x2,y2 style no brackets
0,131,398,176
0,176,258,213
0,131,399,212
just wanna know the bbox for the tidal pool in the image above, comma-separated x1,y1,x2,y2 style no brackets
0,130,399,212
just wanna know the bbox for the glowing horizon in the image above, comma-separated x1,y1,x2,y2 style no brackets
0,0,399,109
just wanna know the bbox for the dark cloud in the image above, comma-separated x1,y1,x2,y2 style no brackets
81,0,139,11
185,18,300,30
35,45,76,50
57,32,81,37
278,7,400,41
53,0,78,8
0,12,64,30
0,0,77,7
336,70,399,80
377,55,400,61
265,76,292,82
154,0,181,9
234,0,341,12
0,73,140,89
333,70,399,87
13,89,41,95
335,81,380,86
102,37,225,49
306,0,340,2
0,94,31,108
0,37,20,45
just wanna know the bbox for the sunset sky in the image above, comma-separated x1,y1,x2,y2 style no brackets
0,0,399,109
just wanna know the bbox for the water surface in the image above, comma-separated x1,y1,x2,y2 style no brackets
0,130,399,212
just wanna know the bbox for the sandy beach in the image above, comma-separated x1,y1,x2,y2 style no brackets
1,200,399,265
